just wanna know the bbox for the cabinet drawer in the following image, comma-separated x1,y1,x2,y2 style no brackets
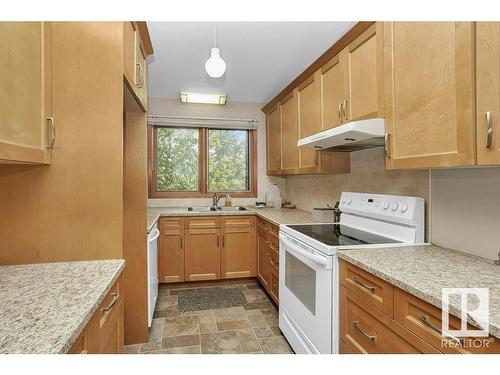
340,260,394,318
269,223,280,239
257,217,269,231
269,241,279,267
394,288,500,354
186,216,221,229
222,216,255,228
160,217,184,233
269,268,279,303
68,329,89,354
340,286,439,354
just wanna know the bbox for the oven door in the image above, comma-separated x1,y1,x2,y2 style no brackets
279,232,333,354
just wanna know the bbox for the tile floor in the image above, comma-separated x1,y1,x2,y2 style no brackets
124,281,294,354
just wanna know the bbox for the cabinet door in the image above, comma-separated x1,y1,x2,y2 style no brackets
280,90,299,174
384,22,476,169
345,23,382,122
100,300,124,354
185,227,221,281
476,22,500,165
297,72,322,173
321,53,346,130
158,217,185,283
0,22,52,164
257,225,270,288
221,216,256,279
123,22,137,90
266,105,281,174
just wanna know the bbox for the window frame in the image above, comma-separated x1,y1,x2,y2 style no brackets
148,126,257,199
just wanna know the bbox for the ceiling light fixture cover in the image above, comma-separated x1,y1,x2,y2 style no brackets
179,92,227,105
205,27,226,78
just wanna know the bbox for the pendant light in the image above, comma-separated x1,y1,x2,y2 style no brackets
205,26,226,78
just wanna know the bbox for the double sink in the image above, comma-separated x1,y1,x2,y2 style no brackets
187,206,248,212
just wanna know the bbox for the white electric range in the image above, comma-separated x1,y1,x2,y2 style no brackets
278,192,425,354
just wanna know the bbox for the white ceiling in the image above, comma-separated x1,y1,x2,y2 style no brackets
147,22,355,103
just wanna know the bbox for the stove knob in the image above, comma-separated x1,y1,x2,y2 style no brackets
341,197,346,204
346,197,352,204
391,201,399,211
383,200,390,209
400,202,408,213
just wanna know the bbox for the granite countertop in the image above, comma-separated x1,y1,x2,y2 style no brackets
147,206,322,232
0,259,125,354
338,245,500,339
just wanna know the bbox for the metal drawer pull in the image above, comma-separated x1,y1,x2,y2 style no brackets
136,63,144,88
270,259,279,268
338,101,343,122
384,133,390,158
419,315,462,344
101,293,119,313
352,275,375,293
485,111,493,148
352,321,376,341
46,117,56,149
342,100,348,121
222,234,225,247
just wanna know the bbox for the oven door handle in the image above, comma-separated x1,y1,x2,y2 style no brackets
280,235,331,269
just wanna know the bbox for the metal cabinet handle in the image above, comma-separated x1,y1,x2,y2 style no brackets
352,321,376,342
352,275,375,293
314,152,318,166
136,63,144,88
485,111,493,148
342,100,348,121
180,236,183,249
222,234,225,248
419,315,462,345
338,101,343,122
384,133,390,158
101,293,119,313
217,235,220,247
46,117,56,149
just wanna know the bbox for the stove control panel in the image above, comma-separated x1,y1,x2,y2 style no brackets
339,192,424,226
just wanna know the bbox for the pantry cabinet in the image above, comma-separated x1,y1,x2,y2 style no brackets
476,22,500,165
384,22,476,169
158,217,185,283
0,22,53,164
221,216,256,279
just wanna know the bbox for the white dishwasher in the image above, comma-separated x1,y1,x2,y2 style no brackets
147,225,160,327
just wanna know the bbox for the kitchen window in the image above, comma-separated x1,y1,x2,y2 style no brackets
149,126,257,198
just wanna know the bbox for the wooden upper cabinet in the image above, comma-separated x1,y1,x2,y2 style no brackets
221,216,256,279
345,23,383,122
476,22,500,165
0,22,52,164
123,21,150,112
321,53,346,130
266,104,281,174
384,22,476,169
297,72,322,172
158,217,185,283
280,90,299,174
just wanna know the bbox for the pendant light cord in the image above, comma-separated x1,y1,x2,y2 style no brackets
213,25,217,48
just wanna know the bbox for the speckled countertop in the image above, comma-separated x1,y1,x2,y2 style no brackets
0,259,125,354
338,245,500,339
147,206,322,232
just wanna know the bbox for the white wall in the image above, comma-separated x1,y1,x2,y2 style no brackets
430,167,500,260
147,97,285,207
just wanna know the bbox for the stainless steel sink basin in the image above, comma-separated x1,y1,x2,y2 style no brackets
187,206,217,212
216,206,248,211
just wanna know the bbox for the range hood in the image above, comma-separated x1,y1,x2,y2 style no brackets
297,118,385,152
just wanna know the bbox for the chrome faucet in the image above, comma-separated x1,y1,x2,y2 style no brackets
212,193,229,208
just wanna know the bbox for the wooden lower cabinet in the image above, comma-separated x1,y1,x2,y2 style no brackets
68,274,124,354
339,259,500,354
185,226,221,281
158,217,185,283
256,218,280,304
221,216,256,279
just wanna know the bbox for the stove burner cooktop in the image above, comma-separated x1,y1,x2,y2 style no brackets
286,224,401,247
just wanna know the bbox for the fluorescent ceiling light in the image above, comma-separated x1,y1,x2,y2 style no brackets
179,92,227,105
